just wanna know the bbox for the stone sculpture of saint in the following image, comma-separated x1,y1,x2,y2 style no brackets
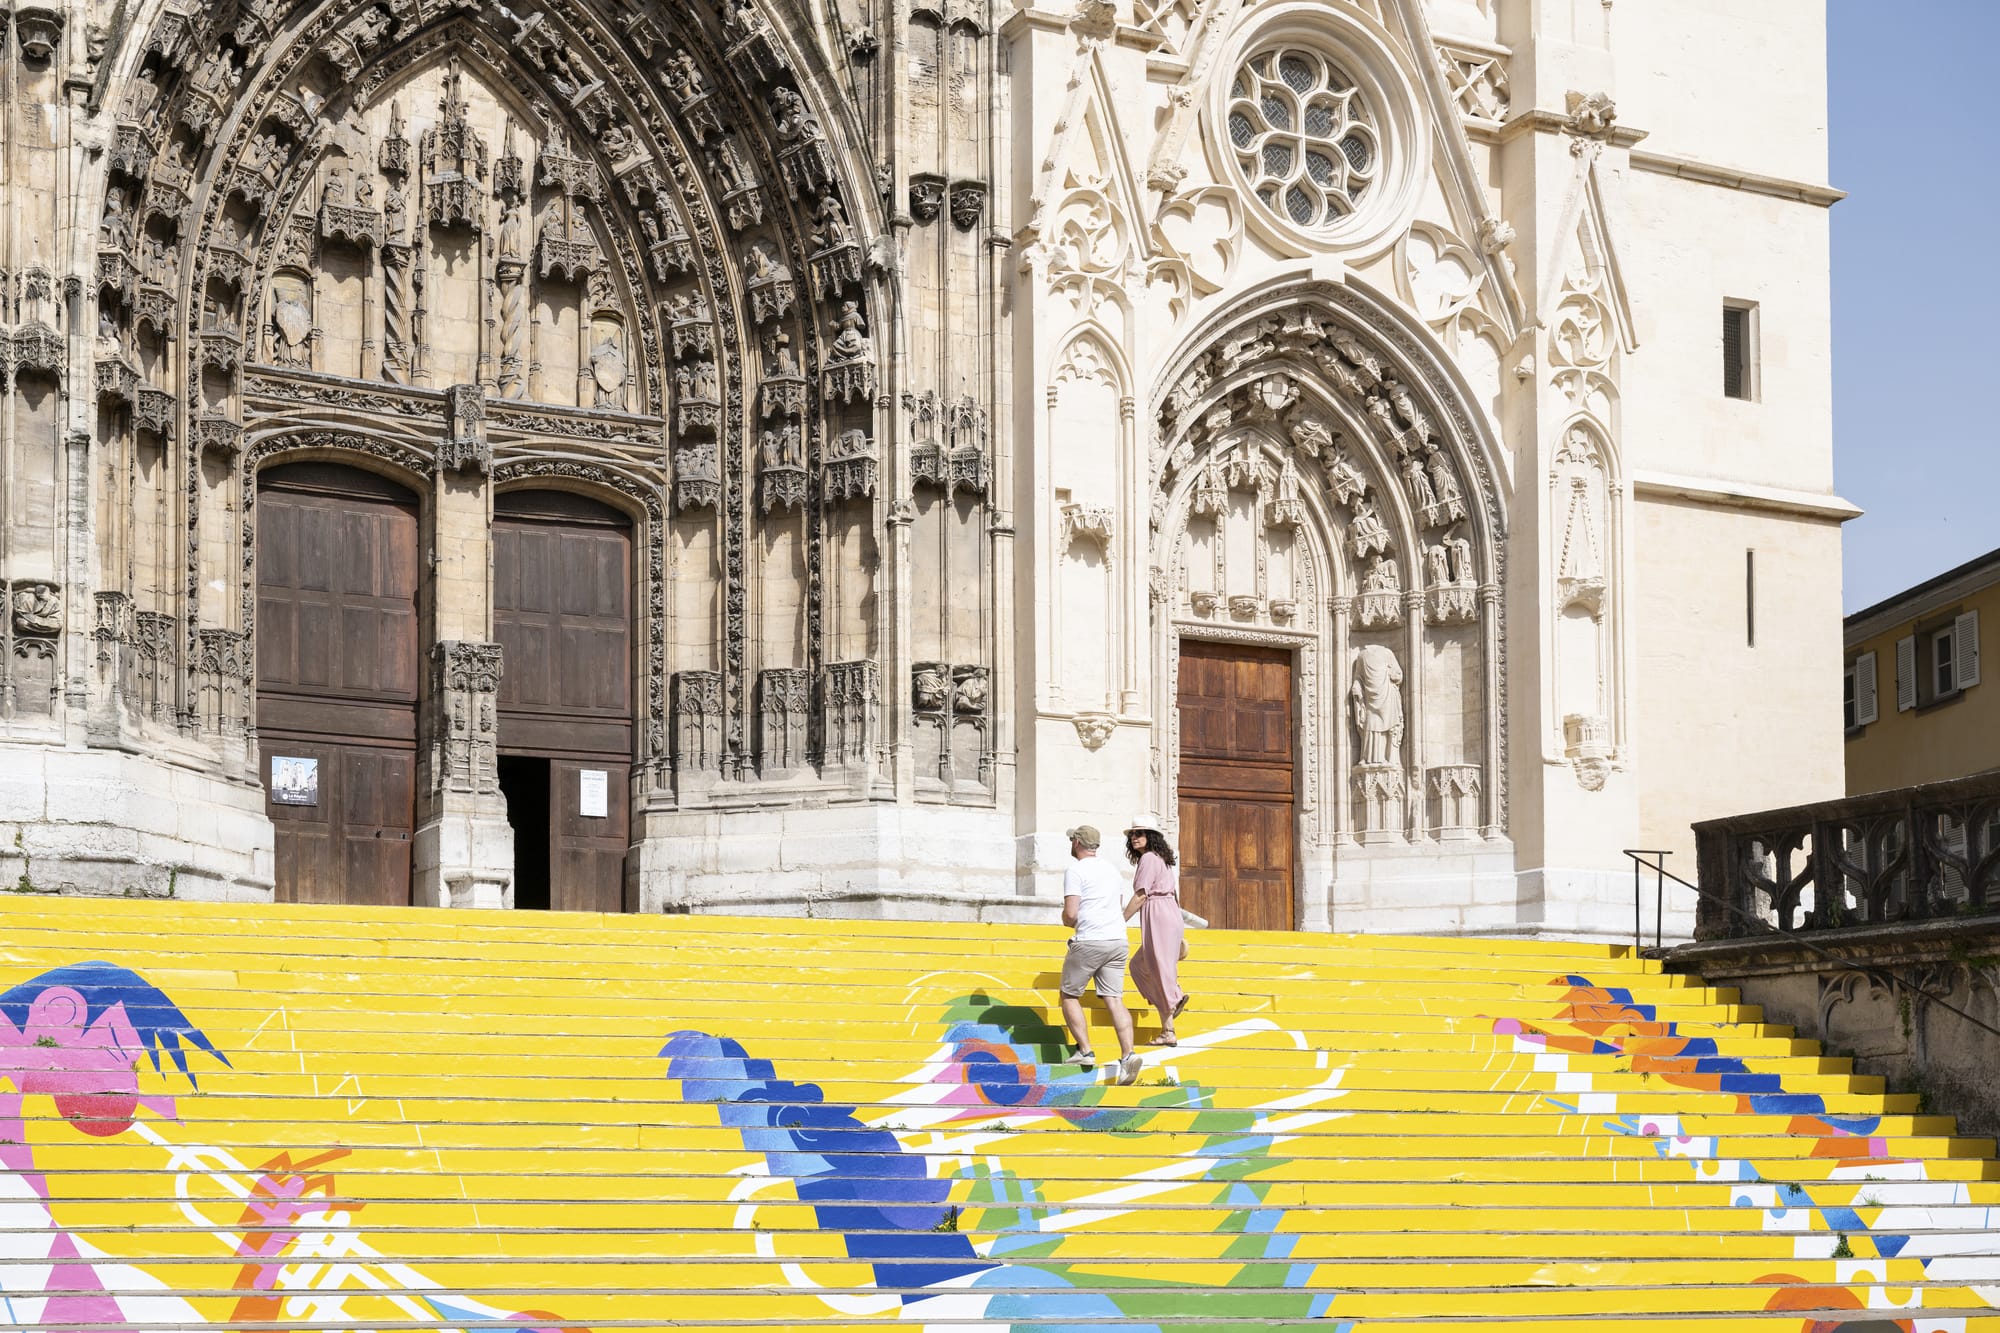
1350,643,1405,767
13,584,61,636
812,193,853,251
913,664,949,712
1449,534,1474,586
1350,495,1390,559
1426,543,1451,589
1362,555,1399,595
829,301,869,360
99,188,130,251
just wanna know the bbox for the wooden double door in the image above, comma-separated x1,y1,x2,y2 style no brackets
257,463,421,905
256,469,636,912
1176,639,1297,930
493,490,634,913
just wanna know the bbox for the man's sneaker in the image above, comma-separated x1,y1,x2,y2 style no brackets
1073,1048,1096,1071
1116,1053,1143,1086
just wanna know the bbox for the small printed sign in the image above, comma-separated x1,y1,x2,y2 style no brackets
271,756,320,807
579,768,608,819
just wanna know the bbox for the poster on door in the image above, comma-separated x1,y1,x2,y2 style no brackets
270,756,320,807
578,768,608,818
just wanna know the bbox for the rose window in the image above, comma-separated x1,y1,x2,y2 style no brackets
1226,46,1379,230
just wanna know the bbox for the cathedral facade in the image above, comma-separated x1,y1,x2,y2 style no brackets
0,0,1852,936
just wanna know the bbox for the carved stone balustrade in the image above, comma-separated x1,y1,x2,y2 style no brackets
1692,771,2000,942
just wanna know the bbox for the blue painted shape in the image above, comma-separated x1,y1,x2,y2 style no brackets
970,1264,1161,1333
0,960,227,1085
660,1028,991,1297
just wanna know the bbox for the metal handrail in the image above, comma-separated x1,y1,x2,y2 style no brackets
1624,849,1672,952
1621,848,2000,1043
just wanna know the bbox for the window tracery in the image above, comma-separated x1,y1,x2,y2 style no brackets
1225,45,1378,232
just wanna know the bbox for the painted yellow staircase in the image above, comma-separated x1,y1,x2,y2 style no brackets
3,893,1999,1331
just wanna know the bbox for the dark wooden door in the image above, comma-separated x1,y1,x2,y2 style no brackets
495,491,633,912
1176,639,1296,930
256,462,420,906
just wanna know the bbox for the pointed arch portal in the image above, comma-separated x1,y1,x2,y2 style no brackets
1149,276,1510,927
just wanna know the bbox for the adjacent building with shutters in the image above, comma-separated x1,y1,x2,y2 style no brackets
1844,547,1996,794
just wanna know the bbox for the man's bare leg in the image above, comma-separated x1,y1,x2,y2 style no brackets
1059,992,1094,1061
1104,995,1135,1061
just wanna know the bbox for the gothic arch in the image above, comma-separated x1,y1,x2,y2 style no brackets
1148,273,1508,864
88,0,889,789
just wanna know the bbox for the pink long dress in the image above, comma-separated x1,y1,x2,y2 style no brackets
1127,850,1184,1016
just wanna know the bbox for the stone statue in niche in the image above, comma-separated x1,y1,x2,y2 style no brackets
1290,416,1332,458
913,664,949,712
269,276,313,367
1401,451,1438,512
498,198,525,261
1350,643,1405,767
1362,555,1400,596
664,48,702,103
142,234,178,289
761,425,803,470
384,179,409,242
772,86,820,143
1325,447,1367,507
588,324,626,409
1356,554,1403,629
99,188,131,250
1450,534,1474,585
1350,495,1391,559
954,668,989,716
823,300,877,403
829,301,868,358
1425,447,1467,524
13,584,62,636
813,193,853,249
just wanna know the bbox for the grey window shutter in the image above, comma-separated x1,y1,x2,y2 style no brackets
1956,610,1981,689
1854,651,1879,726
1896,635,1917,712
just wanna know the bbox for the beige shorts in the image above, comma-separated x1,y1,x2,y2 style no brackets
1060,938,1128,998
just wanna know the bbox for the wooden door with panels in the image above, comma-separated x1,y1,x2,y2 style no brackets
1176,639,1297,930
494,490,634,913
256,462,421,906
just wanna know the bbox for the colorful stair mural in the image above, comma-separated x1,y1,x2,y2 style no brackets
3,894,2000,1331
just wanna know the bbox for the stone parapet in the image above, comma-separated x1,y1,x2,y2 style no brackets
1670,920,2000,1138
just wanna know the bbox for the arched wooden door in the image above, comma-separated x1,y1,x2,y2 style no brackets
256,462,421,905
493,490,634,913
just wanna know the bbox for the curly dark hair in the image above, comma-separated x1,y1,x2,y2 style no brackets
1124,827,1178,867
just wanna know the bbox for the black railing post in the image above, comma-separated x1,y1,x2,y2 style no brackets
1655,852,1667,951
1632,854,1641,952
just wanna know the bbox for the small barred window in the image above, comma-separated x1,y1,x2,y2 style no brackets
1226,46,1379,231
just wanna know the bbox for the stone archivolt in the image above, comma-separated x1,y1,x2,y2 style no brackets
1152,284,1506,844
66,0,909,808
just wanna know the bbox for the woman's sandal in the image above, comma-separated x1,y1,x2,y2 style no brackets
1172,994,1190,1019
1148,1033,1178,1047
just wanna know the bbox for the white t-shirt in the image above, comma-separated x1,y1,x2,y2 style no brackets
1064,856,1126,942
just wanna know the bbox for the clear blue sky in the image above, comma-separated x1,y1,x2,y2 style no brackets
1830,0,2000,613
